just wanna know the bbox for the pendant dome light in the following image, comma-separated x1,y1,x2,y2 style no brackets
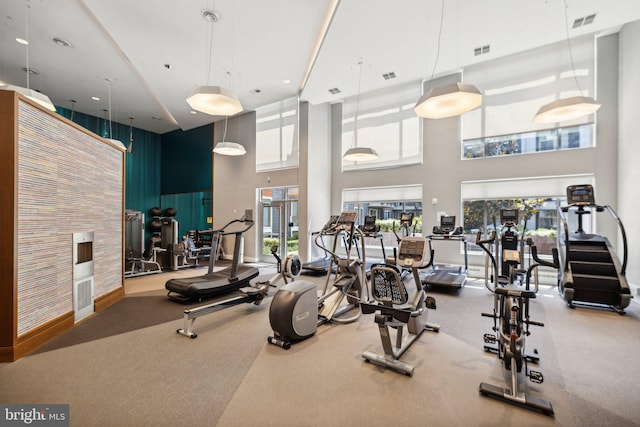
343,61,378,162
533,0,600,123
0,3,55,112
414,0,482,119
213,115,246,156
186,9,243,117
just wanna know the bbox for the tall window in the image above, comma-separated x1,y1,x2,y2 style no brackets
256,96,299,172
342,81,422,171
342,185,423,252
463,36,596,159
461,175,594,255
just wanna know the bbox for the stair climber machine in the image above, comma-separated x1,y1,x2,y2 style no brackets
422,215,468,290
557,184,631,314
176,244,301,338
359,235,439,376
165,215,260,302
267,210,370,349
301,215,339,275
476,209,559,416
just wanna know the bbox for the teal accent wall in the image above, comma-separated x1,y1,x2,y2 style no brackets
161,124,213,194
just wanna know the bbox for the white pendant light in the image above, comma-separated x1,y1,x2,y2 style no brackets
187,85,243,117
414,0,482,119
343,147,378,161
0,3,55,112
414,82,482,119
213,116,246,156
187,9,243,117
343,61,378,162
533,96,600,124
533,0,601,124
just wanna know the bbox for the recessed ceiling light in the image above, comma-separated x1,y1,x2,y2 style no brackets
190,110,197,115
283,79,291,85
91,96,100,101
152,116,162,120
203,10,220,22
53,37,72,48
15,38,28,45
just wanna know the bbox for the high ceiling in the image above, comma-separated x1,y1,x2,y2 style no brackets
1,0,639,134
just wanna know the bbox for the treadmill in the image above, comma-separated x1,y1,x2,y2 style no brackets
301,215,339,275
165,216,259,302
422,215,468,290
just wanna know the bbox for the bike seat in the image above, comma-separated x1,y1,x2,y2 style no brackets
495,285,536,299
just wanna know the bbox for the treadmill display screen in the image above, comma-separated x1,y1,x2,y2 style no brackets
440,216,455,231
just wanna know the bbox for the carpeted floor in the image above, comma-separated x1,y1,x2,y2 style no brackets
1,266,639,427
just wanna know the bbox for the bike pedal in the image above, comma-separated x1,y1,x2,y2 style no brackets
529,370,544,384
483,333,497,344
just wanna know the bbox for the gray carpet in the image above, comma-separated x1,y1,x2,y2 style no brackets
1,270,639,427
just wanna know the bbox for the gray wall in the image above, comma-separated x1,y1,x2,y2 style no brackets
619,21,640,288
212,102,331,262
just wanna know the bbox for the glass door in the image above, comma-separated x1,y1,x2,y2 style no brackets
258,187,298,263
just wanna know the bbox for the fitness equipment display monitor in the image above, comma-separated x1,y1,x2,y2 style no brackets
500,209,519,226
566,184,595,206
440,215,455,233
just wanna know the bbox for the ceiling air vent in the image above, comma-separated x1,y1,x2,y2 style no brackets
573,13,596,28
382,72,396,80
474,45,490,56
328,88,341,95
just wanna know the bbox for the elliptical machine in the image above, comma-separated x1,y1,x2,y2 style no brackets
267,210,369,349
476,209,558,416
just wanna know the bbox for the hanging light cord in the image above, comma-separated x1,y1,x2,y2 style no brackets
206,0,216,85
108,83,113,139
25,3,30,89
425,0,445,92
562,0,583,92
222,116,229,142
351,60,363,148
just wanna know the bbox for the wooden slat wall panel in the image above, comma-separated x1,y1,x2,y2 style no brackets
16,102,123,336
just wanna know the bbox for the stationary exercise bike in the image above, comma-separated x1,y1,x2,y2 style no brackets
476,209,558,415
360,235,439,376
